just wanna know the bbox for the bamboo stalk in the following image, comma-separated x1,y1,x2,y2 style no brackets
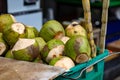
100,0,110,53
82,0,96,58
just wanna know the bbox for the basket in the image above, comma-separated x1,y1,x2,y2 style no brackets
54,49,109,80
54,0,110,80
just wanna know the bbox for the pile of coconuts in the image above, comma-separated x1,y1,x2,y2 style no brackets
0,14,93,71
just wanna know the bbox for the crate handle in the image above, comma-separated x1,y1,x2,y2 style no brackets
62,52,120,80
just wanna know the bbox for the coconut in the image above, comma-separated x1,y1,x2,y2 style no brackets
0,33,8,56
39,20,65,42
41,39,64,63
3,22,26,47
65,36,91,64
0,14,16,32
49,56,75,70
65,22,87,38
12,38,39,61
34,37,46,52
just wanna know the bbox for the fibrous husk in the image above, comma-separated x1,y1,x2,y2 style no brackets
39,20,65,42
65,36,91,63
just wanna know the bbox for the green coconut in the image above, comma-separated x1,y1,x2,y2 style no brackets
41,39,64,63
39,20,65,42
12,38,39,61
0,33,8,56
34,37,46,52
65,35,91,64
65,22,87,38
3,22,26,47
49,56,75,70
0,14,16,32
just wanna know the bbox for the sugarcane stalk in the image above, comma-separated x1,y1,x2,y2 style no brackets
100,0,110,53
82,0,96,57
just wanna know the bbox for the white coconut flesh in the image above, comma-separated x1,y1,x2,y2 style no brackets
54,57,75,70
12,38,35,51
60,36,70,44
12,23,25,34
46,45,64,62
75,54,89,63
0,42,6,55
10,15,16,22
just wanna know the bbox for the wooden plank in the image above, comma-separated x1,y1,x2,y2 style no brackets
0,57,65,80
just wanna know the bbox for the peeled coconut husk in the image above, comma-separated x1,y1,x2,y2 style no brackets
65,36,91,64
0,33,8,56
41,39,64,63
12,38,39,61
3,22,26,47
39,20,65,42
0,14,16,32
65,22,87,38
49,56,75,70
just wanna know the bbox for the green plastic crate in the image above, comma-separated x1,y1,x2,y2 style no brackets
54,50,109,80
